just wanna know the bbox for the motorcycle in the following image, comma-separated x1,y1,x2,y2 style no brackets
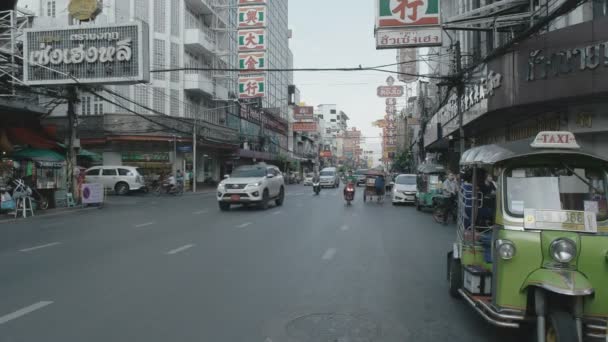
154,181,184,196
344,182,355,205
313,182,321,195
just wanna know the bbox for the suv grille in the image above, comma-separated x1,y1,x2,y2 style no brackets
226,184,247,190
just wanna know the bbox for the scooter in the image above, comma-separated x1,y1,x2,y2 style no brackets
344,183,355,205
313,182,321,195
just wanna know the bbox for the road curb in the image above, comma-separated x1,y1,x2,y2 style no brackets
0,206,101,225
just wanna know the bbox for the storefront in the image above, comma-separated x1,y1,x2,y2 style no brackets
423,15,608,161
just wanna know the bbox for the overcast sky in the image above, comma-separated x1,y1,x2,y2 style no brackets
288,0,399,156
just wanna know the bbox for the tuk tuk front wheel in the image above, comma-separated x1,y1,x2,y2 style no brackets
447,252,462,299
538,311,578,342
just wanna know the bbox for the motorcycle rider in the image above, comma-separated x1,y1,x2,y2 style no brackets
344,170,356,199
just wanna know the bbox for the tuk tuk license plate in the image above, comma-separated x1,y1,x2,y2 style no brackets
230,195,240,201
523,209,597,233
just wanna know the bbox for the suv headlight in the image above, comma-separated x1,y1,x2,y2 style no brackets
246,182,261,188
550,238,577,263
217,183,225,191
496,240,516,260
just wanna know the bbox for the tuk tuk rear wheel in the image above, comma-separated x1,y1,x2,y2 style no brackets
447,252,462,298
539,311,578,342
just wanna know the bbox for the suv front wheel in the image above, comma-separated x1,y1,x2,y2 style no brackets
275,187,285,206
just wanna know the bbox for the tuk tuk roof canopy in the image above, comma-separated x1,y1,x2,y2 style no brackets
417,163,446,174
460,137,608,166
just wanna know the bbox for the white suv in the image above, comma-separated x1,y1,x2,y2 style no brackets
85,166,145,195
217,163,285,211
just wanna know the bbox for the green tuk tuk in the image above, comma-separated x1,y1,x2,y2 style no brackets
447,131,608,341
415,163,446,211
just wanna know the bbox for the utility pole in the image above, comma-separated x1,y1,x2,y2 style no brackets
193,118,197,193
455,41,465,158
66,86,78,200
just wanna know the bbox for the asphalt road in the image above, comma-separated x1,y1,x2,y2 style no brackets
0,185,526,342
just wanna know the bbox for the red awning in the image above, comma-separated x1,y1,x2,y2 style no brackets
6,127,60,150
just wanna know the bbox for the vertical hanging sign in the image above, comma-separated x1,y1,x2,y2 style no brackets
237,0,267,99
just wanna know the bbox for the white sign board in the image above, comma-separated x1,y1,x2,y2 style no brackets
23,22,150,85
376,27,442,49
81,183,104,205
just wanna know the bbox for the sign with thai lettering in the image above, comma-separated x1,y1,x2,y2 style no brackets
122,152,170,162
293,106,314,120
527,42,608,82
238,29,266,51
239,52,266,72
376,0,440,28
23,22,149,85
238,75,265,98
376,27,442,49
238,6,266,28
293,122,318,132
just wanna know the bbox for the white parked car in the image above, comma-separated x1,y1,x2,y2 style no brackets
392,174,418,205
85,166,145,195
217,163,285,211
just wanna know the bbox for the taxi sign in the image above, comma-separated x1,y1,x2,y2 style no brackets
531,131,580,149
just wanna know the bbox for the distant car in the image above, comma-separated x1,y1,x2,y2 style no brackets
85,166,145,195
355,169,368,186
392,174,418,205
303,173,314,186
319,167,340,188
217,163,285,211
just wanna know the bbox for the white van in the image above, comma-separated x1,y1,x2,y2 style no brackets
319,167,340,188
85,166,145,195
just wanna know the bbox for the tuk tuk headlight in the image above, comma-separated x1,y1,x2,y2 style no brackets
550,238,577,264
496,240,516,260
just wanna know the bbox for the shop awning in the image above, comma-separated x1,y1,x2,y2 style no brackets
6,127,60,150
11,148,65,162
77,148,102,162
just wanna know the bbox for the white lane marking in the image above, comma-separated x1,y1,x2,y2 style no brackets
322,248,337,260
19,242,61,253
237,222,252,228
166,244,195,255
272,211,282,216
0,301,54,325
134,222,155,228
193,209,209,215
340,225,349,231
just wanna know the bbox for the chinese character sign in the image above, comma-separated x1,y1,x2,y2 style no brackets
293,106,314,120
238,29,266,51
376,0,440,28
238,6,266,28
293,122,318,132
238,52,266,72
239,0,266,4
238,75,265,98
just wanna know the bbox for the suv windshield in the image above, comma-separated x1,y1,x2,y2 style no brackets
505,165,608,220
232,166,267,178
320,171,335,177
396,175,416,185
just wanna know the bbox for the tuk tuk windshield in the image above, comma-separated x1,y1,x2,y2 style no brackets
505,166,608,221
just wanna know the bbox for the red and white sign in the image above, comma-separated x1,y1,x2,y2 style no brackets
238,52,266,72
386,98,397,105
238,29,266,51
238,75,265,99
293,122,318,132
320,151,333,158
238,6,266,28
377,86,404,98
531,131,580,149
293,106,314,120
